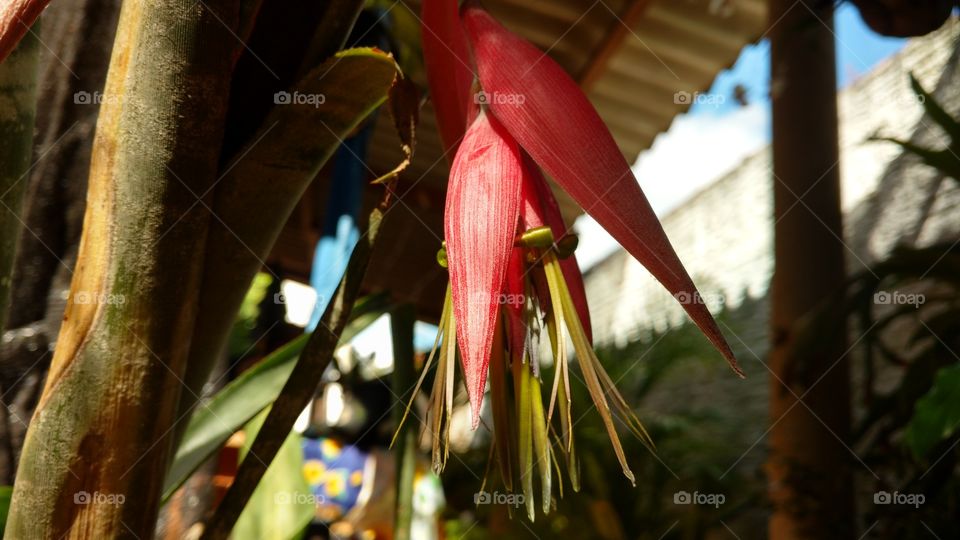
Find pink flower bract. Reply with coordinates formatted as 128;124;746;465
445;110;524;427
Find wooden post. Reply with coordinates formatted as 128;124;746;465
767;0;854;538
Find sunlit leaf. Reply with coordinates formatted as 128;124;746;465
904;364;960;459
233;410;313;540
163;294;391;501
0;485;12;536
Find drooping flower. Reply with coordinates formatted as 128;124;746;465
461;4;741;376
399;0;744;521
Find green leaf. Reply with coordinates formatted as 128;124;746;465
904;363;960;459
164;335;308;502
0;485;12;535
233;410;313;540
163;294;391;501
228;272;274;357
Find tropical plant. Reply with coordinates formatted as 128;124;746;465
399;0;743;524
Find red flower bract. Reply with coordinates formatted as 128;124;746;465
445;110;524;427
463;5;742;374
421;0;477;157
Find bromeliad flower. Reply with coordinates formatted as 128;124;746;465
399;0;744;520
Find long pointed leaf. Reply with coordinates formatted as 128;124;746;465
201;206;388;540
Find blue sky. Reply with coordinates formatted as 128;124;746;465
693;2;905;117
575;3;909;269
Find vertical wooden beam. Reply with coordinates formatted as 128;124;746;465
767;0;854;538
